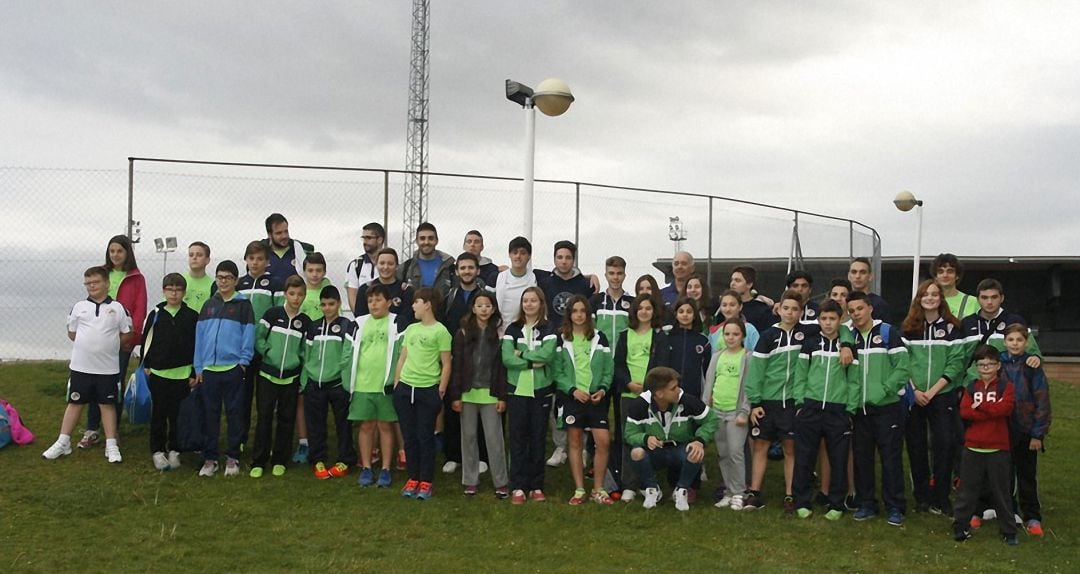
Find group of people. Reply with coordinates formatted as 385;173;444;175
44;214;1051;545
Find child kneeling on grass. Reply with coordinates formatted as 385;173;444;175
393;288;452;500
554;295;615;506
625;366;717;511
43;266;133;464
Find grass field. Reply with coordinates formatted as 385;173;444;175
1;361;1076;573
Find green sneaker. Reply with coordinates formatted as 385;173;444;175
797;508;813;519
249;467;264;478
825;509;843;521
272;464;287;477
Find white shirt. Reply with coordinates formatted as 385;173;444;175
67;297;132;375
495;266;538;334
345;254;377;289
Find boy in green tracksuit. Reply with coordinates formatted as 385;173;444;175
250;276;310;477
625;366;718;511
847;292;910;525
744;290;815;512
238;240;283;450
348;283;405;488
294;251;331;462
960;279;1043;381
792;300;857;520
590;256;634;351
302;286;356;480
554;295;615;505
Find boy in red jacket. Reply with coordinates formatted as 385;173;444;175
952;345;1017;545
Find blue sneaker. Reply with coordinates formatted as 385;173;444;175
358;467;375;487
377;468;392;488
292;443;309;464
887;508;904;526
853;507;878;521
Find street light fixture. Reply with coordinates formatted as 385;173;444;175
506;78;575;241
893;191;924;299
154;236;178;276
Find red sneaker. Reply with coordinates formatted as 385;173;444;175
401;479;420;498
511;489;527;505
328;462;349;478
416;481;434;500
969;516;982;530
530;489;547;502
1026;520;1044;537
569;489;588;506
313;462;331;480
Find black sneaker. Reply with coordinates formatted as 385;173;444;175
814;492;830;507
844;493;858;511
742;492;764;511
928;504;951;516
953;524;971;542
1003;534;1019;546
783;496;796;516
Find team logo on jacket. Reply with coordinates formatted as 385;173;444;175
621;300;631;310
393;297;402;307
794;332;805;341
751;427;760;437
332;324;341;333
935;329;945;338
695;345;705;354
806;309;816;318
996;323;1005;331
552;291;573;316
260;279;269;287
565;415;576;425
70;392;81;401
292;319;303;329
872;335;883;344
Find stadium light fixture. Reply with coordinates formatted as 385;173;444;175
894;191;924;299
505;78;575;241
155;235;178;276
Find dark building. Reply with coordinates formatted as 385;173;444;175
654;255;1080;356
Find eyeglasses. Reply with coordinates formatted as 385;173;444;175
976;362;999;369
215;275;237;282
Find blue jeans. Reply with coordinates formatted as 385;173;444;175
393;383;441;483
201;367;246;462
632;444;701;489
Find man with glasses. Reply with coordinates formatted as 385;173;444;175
194;260;256;477
346;222;386;314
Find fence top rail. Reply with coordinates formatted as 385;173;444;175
128;156;880;240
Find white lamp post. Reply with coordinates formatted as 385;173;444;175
893;191;924;299
154;236;178;276
506;78;574;241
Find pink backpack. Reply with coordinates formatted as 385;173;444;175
0;397;34;446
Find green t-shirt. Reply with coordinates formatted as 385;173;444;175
462;387;498;405
572;337;593;393
108;269;126;298
262;372;297;385
625;329;651;396
400;322;452;388
513;324;537;397
946;291;979;320
712;349;745;411
355;316;390;393
301;279;332;321
183;273;215;312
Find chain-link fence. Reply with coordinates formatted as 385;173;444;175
1;160;880;360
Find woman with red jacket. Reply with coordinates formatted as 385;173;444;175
81;234;147;448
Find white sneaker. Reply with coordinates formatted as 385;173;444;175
621;489;636;502
42;439;72;460
167;451;182;470
982;509;997;521
442;461;459;473
546;447;567;467
715;495;732;508
224;458;240;477
153;452;170;470
729;494;745;511
643;487;661;509
105;445;123;464
199;460;219;477
478;461;489;474
674;487;690;511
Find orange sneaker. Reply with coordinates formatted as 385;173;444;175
969;516;982;530
313;462;331;480
401;479;420;498
569;488;588;506
328;462;349;478
416;481;434;500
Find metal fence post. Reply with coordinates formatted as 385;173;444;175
383;170;390;237
787;212;799;274
707;197;714;292
849;221;854;258
574;182;581;253
127;157;134;240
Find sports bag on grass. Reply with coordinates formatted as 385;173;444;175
124;368;153;424
0;397;35;447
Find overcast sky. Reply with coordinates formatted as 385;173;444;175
2;1;1079;258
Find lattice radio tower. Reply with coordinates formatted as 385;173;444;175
402;0;431;257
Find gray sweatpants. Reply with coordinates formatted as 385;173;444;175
461;401;509;488
713;410;748;496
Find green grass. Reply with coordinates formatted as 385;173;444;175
1;361;1076;573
